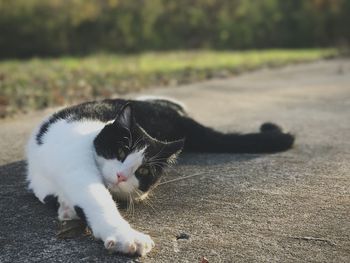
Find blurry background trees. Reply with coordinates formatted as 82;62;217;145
0;0;349;58
0;0;345;117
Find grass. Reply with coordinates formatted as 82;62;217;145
0;49;339;118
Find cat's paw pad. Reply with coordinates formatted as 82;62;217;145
104;230;154;256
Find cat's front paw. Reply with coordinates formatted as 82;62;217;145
104;229;154;257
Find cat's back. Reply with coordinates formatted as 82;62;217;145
27;97;185;154
35;99;127;145
26;99;129;181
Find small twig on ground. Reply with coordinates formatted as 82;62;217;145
288;236;336;246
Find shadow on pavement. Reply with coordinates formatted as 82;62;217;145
179;152;261;166
0;161;140;262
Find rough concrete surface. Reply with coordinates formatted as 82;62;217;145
0;59;349;262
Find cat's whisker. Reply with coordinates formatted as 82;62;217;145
148;160;174;169
148;159;170;166
132;137;141;148
126;193;135;218
158;171;209;186
125;195;130;215
130;194;135;218
148;154;167;164
148;157;179;168
134;189;158;213
147;144;167;163
148;182;161;197
149;163;165;170
134;189;147;201
132;135;145;151
150;163;178;175
148;153;163;163
127;129;133;148
143;199;157;213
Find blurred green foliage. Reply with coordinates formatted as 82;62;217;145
0;0;348;58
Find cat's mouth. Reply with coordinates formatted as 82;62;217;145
107;181;142;200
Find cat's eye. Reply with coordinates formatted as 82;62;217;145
137;167;150;176
117;148;126;160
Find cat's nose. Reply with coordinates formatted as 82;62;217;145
117;172;127;183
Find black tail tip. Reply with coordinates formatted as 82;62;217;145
261;122;295;152
260;122;283;133
283;133;295;149
265;132;295;152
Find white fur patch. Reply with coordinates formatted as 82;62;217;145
26;117;154;256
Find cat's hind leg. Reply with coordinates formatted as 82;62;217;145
26;134;59;205
27;170;57;204
28;173;63;213
28;172;78;220
57;197;79;221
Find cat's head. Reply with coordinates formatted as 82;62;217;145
93;102;184;200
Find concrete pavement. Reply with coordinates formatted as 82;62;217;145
0;59;349;262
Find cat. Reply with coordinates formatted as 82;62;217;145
26;97;294;256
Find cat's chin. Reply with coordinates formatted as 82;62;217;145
108;187;149;204
108;185;139;200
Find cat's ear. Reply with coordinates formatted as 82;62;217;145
163;139;185;164
114;103;134;128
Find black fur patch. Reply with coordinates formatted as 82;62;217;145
43;195;59;211
144;99;187;116
74;206;87;224
260;122;283;133
36;100;127;145
36;98;188;145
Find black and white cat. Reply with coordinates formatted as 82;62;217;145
26;97;294;256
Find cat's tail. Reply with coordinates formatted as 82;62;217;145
181;118;294;153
